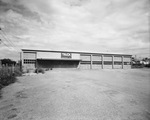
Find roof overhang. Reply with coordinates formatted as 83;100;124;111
37;58;82;61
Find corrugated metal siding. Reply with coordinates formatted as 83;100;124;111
37;52;61;59
80;55;90;61
92;64;101;69
114;57;122;61
104;65;112;69
114;65;122;69
72;54;80;59
124;57;131;62
92;56;101;61
104;56;112;61
23;52;36;60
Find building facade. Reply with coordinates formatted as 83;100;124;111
22;49;132;72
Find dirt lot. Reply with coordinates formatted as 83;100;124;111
0;69;150;120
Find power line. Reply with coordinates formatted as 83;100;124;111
0;34;18;51
0;38;12;49
1;30;16;47
0;33;14;48
0;29;20;51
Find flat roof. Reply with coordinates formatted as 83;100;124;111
22;49;132;57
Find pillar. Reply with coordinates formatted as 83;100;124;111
122;56;124;69
90;54;93;69
130;56;132;69
112;55;114;69
102;55;104;69
78;61;81;69
35;52;38;68
21;51;23;71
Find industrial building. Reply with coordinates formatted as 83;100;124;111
21;49;132;72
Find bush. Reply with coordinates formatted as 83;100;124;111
45;68;53;71
0;74;16;87
0;67;22;90
35;68;45;74
14;69;22;76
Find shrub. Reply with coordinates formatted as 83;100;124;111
14;69;22;76
35;68;45;74
0;74;16;86
0;67;22;90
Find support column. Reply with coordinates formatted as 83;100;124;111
35;52;38;69
122;56;124;69
130;56;132;69
90;54;93;69
112;55;114;69
21;51;24;71
102;55;104;69
78;61;81;69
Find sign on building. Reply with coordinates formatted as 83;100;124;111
61;53;72;58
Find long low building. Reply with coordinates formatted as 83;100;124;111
21;49;132;72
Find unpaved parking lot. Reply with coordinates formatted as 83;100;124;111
0;69;150;120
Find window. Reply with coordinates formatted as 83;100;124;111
24;59;35;64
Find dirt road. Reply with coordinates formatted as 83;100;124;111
0;69;150;120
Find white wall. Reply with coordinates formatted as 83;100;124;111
72;54;80;59
104;56;112;61
92;56;101;61
92;64;101;69
124;57;131;62
114;57;122;61
37;52;80;60
23;52;36;59
80;55;90;61
37;52;61;59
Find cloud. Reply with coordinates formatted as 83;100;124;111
0;0;149;60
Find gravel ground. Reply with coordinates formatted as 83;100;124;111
0;69;150;120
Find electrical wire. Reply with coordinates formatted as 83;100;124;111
0;29;20;52
1;30;16;47
0;38;12;49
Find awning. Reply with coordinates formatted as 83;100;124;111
37;58;82;61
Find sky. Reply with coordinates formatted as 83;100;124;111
0;0;150;60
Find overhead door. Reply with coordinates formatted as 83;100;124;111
23;52;36;71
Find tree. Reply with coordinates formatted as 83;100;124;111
1;59;16;66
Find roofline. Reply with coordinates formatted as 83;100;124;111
37;58;82;61
21;49;132;57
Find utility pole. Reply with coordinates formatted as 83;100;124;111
0;28;1;44
0;28;2;45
